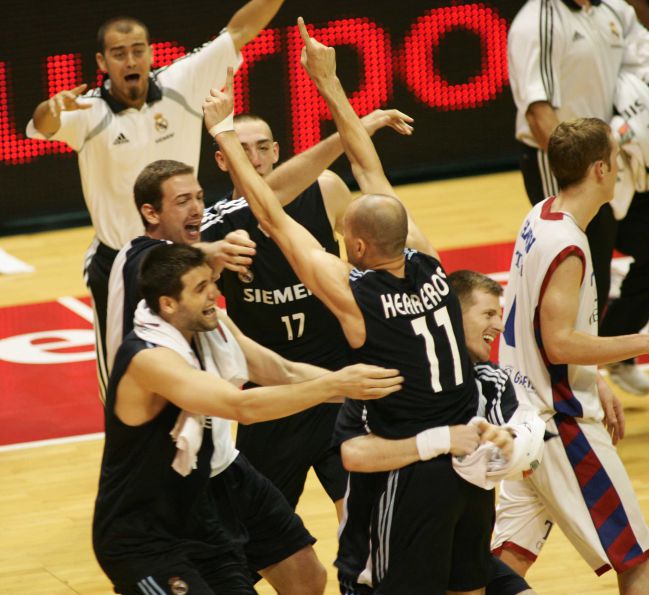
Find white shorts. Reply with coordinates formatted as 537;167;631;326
492;415;649;575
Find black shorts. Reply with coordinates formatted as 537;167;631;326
336;472;385;589
486;556;531;595
97;489;254;594
110;550;255;595
85;239;119;402
371;457;494;594
210;453;316;573
235;402;347;506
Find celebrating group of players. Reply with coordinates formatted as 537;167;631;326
28;1;649;593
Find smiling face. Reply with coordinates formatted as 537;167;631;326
461;289;504;363
96;23;152;108
172;264;219;336
148;174;205;244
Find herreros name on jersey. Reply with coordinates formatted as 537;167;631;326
380;266;450;319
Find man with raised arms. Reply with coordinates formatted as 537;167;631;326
202;19;501;594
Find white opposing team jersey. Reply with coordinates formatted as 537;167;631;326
508;0;649;148
27;32;242;250
499;197;602;421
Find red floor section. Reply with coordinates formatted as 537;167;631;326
0;297;102;445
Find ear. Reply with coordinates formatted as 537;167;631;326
96;52;108;73
159;295;176;317
214;150;229;172
140;203;160;226
272;142;280;165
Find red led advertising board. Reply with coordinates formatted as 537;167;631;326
1;0;520;233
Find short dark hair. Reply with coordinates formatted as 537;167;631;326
139;243;207;314
448;270;502;310
97;16;150;53
133;160;194;228
548;118;612;190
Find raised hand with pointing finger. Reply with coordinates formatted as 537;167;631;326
48;84;91;118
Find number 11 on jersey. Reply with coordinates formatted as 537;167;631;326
411;306;463;391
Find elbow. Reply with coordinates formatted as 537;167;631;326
341;441;369;472
233;404;257;426
543;338;570;365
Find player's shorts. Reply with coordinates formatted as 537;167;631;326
492;415;649;575
371;456;494;594
486;556;531;595
236;402;347;506
110;550;255;595
96;488;255;594
210;453;316;573
336;472;386;594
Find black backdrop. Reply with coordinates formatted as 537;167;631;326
0;0;521;234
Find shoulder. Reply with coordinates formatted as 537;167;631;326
474;361;510;390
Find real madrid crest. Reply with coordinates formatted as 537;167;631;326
154;113;169;132
168;576;188;595
238;268;254;283
609;21;620;39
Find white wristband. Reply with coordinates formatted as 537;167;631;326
415;426;451;461
208;111;234;138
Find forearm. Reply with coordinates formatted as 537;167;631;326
227;0;284;51
525;101;559;152
266;133;344;205
227;375;338;424
317;77;388;194
545;331;649;366
341;434;420;472
32;100;60;137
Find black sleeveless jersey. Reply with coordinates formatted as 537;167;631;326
201;181;350;368
349;249;477;439
93;333;217;565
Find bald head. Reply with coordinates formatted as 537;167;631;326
345;194;408;259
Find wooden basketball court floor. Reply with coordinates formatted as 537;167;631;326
1;170;649;594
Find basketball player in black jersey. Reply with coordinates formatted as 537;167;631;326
334;271;536;595
106;160;330;593
203;21;498;593
95;242;403;594
201;111;412;520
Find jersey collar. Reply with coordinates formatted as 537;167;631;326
561;0;602;10
99;74;163;114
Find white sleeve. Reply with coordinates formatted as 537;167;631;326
507;3;563;114
25;106;90;152
159;31;244;114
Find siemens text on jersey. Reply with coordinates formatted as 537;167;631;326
242;283;313;305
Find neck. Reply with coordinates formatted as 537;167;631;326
366;253;406;276
552;189;604;230
574;0;591;7
109;82;148;110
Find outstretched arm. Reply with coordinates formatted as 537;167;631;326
203;68;366;346
32;83;91;137
227;0;285;52
297;17;434;256
265;108;413;206
124;347;402;425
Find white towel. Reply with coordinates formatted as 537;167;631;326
133;300;248;476
452;413;546;490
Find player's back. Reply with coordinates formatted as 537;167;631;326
349;249;477;439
